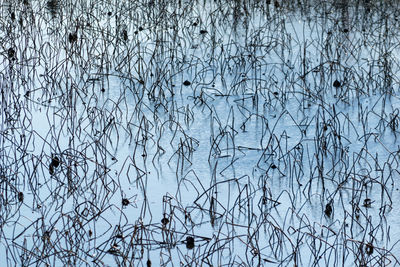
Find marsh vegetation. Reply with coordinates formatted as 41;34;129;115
1;0;400;266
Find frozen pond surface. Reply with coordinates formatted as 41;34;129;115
1;0;400;266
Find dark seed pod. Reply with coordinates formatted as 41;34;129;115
51;156;60;168
7;48;15;58
138;26;144;31
18;192;24;202
355;206;360;220
270;164;277;169
365;242;374;255
122;198;130;206
183;80;191;86
333;80;341;88
42;231;50;241
200;29;208;34
363;198;372;207
68;32;78;43
325;203;332;217
122;29;128;41
186;236;195;249
146;259;152;267
161;217;169;225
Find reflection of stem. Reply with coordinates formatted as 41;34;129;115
0;74;9;156
0;85;3;152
